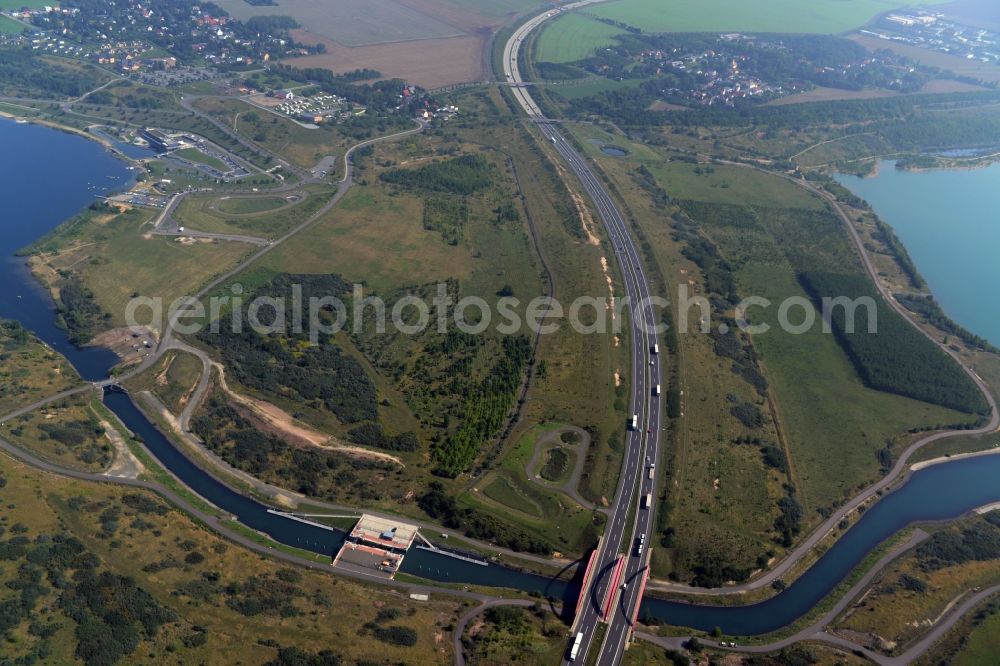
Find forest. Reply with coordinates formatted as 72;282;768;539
379;155;495;196
432;335;532;478
197;274;378;425
0;50;105;98
799;271;987;414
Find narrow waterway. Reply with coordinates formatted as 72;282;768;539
4;118;1000;636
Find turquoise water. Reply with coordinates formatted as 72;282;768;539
835;161;1000;345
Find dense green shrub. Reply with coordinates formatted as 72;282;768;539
799;271;987;414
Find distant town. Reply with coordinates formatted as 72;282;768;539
863;11;1000;67
2;0;321;71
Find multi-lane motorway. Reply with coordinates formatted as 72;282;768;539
503;6;664;664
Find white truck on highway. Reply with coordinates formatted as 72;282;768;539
629;414;638;430
568;631;583;661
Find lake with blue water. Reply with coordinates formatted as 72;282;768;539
4;118;1000;636
835;161;1000;346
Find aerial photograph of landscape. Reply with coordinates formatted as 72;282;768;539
4;0;1000;664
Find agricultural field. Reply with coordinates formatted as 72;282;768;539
534;12;623;63
0;0;48;8
536;0;943;63
213;0;463;47
215;0;545;87
547;77;648;100
0;442;461;664
287;32;488;90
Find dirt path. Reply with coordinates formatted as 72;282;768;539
99;418;144;479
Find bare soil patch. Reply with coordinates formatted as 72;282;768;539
396;0;499;32
920;78;988;93
286;30;487;89
766;86;899;106
214;366;405;466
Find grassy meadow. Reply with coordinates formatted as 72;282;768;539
536;0;946;63
27;204;252;331
172;186;331;238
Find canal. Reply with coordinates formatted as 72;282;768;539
4;118;1000;636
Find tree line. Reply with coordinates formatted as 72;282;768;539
432;335;532;478
799;271;987;414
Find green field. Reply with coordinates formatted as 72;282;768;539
0;14;23;33
535;12;623;63
173;188;329;238
592;0;942;33
214;195;290;215
547;77;648;100
647;162;824;209
677;196;973;514
538;0;943;62
28;206;252;331
565;119;981;579
174;147;229;172
0;0;49;8
950;608;1000;665
464;422;602;554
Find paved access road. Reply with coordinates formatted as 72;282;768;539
504;5;664;665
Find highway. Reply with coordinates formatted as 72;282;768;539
503;5;664;664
